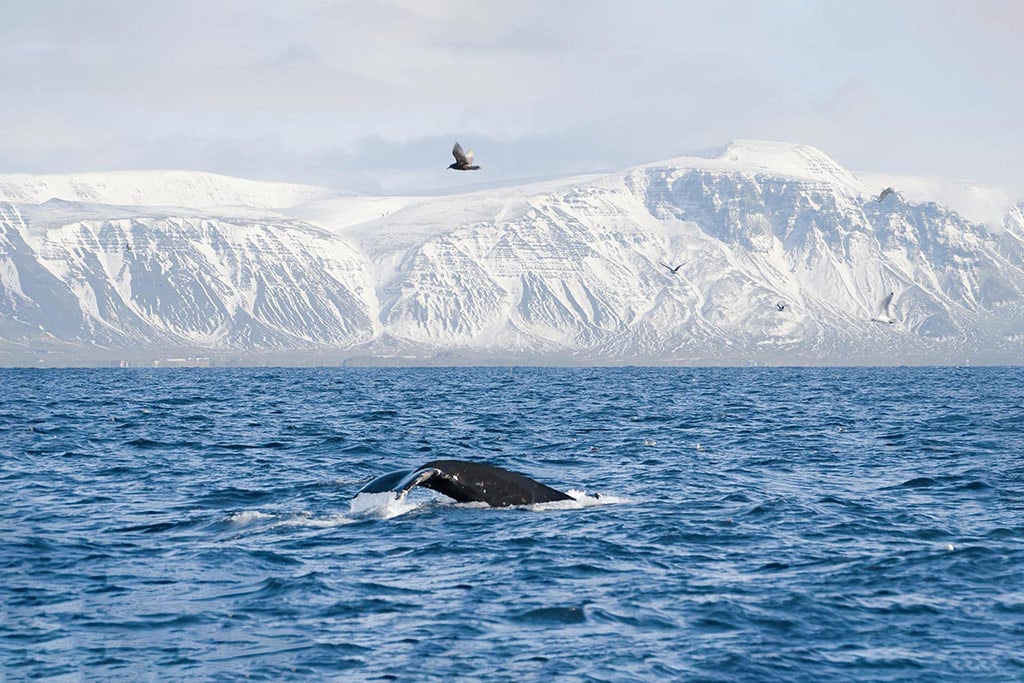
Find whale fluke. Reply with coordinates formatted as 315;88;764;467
358;459;572;507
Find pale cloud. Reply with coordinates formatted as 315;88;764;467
1;0;1021;192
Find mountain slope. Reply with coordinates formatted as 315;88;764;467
2;141;1022;365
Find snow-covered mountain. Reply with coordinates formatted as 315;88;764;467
2;140;1022;365
0;170;343;209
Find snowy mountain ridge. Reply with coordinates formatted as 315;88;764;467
0;170;343;209
653;139;866;191
1;140;1022;365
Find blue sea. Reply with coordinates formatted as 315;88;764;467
2;366;1022;682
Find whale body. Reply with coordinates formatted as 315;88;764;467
358;459;573;507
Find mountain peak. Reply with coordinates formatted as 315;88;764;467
657;139;864;193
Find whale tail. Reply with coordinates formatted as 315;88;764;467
358;459;573;507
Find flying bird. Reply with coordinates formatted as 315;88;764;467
870;291;896;324
878;187;896;202
659;261;684;274
449;142;480;170
776;302;786;311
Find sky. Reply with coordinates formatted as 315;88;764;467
1;0;1022;194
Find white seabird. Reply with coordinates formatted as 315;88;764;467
870;291;897;324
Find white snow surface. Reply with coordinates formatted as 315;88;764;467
1;140;1023;365
0;170;342;209
660;139;866;193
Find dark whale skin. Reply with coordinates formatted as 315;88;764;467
358;459;573;507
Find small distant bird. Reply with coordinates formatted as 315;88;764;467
449;142;480;170
659;261;684;274
878;187;896;202
776;302;786;312
870;291;896;324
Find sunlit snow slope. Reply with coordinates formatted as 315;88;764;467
2;140;1022;364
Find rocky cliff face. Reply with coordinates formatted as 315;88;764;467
2;140;1022;364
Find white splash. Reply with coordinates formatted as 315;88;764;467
348;491;425;519
528;489;630;511
225;510;275;526
277;512;356;528
225;509;359;528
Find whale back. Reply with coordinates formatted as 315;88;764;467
358;459;572;507
420;459;573;507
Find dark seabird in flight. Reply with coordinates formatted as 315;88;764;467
776;302;786;311
870;291;896;324
659;261;684;274
449;142;480;170
878;187;896;202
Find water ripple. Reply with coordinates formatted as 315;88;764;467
2;366;1023;681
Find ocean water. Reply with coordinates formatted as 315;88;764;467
2;366;1022;682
